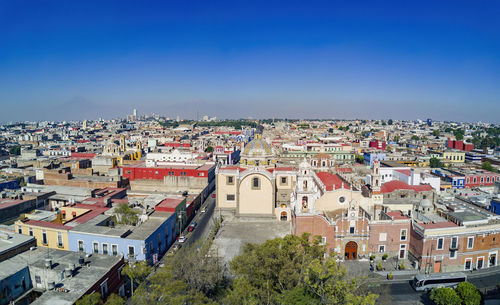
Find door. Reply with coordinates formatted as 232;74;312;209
489;254;496;267
477;257;484;269
399;244;406;259
280;211;287;221
345;241;358;260
434;261;441;273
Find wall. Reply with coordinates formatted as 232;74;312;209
16;222;69;250
238;173;274;216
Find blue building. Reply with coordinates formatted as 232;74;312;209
491;199;500;215
68;211;176;264
0;261;32;305
0;180;19;192
431;169;465;189
363;152;386;167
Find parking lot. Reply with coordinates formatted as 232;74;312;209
211;212;291;265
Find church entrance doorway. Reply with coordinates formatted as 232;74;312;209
345;241;358;260
280;211;287;221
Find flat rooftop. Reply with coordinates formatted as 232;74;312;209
0;230;35;260
22;248;122;305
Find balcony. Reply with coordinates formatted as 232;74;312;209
450;243;459;251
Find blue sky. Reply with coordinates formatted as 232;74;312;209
0;0;499;122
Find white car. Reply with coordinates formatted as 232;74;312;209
178;236;187;243
201;207;206;213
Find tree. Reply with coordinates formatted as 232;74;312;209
168;241;227;297
227;234;377;305
114;203;139;225
456;282;481;305
9;145;21;155
388;119;393;125
411;135;420;142
132;265;216;305
205;146;214;153
76;293;103;305
304;258;377;305
481;161;496;172
104;294;125;305
430;287;461;305
122;261;152;297
429;157;443;168
432;130;440;137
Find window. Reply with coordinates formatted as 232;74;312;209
451;236;458;249
379;233;387;242
112;244;118;256
128;246;135;257
379;245;385;253
437;238;444;250
42;231;48;245
100;280;109;298
17;226;22;234
226;194;235;201
102;243;108;255
400;229;407;241
252;177;260;189
320;237;326;245
227;176;234;185
57;232;63;248
29;227;33;236
93;242;99;254
349;227;355;234
35;275;41;284
78;240;84;252
281;177;287;185
450;250;457;259
467;237;474;249
464;258;472;270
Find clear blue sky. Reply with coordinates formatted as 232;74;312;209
1;0;499;123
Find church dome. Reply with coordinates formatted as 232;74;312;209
240;134;275;167
242;136;273;157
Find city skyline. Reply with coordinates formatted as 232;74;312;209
1;0;499;123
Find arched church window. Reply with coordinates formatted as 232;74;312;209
252;177;260;189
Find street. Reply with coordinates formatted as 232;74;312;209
376;269;500;304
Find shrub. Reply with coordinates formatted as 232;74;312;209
456;282;481;305
430;287;461;305
376;261;383;271
370;254;375;260
382;254;388;260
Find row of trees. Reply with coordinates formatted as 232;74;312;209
430;282;481;305
127;234;377;305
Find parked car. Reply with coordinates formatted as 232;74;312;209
187;222;197;232
211;193;216;198
178;235;187;243
172;244;182;251
201;207;206;213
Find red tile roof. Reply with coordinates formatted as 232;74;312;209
395;169;412;176
316;172;349;191
25;219;72;230
385;211;409;220
420;222;458;229
380;180;432;194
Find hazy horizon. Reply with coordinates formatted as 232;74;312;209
1;1;499;123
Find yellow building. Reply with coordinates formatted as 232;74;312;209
443;151;465;164
14;206;91;250
15;219;70;250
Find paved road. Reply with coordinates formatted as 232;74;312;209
184;194;216;246
377;269;500;304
